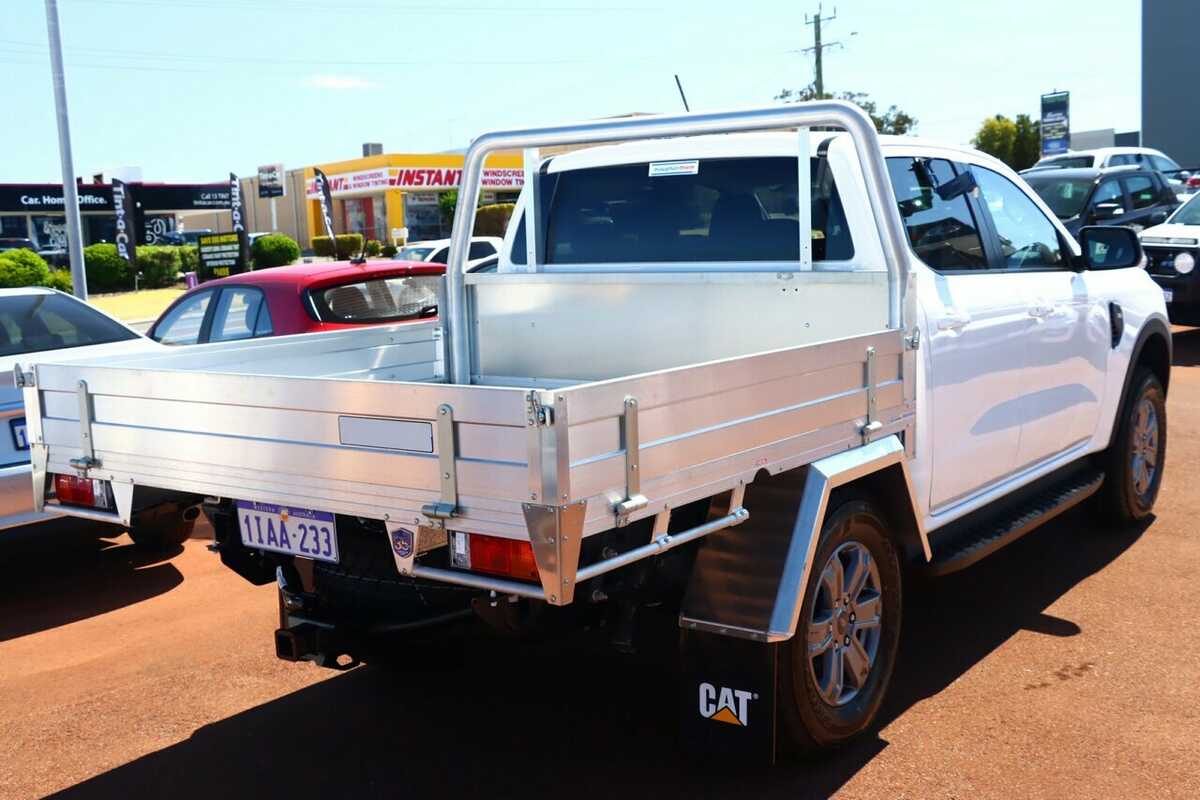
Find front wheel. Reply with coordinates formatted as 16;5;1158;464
778;498;902;754
1096;368;1167;525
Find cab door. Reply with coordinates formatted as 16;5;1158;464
887;156;1031;511
969;165;1109;469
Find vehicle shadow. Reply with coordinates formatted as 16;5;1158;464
0;518;184;642
1170;325;1200;367
47;506;1146;800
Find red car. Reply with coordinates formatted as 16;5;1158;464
148;259;444;345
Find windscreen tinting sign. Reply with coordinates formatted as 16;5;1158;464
1041;91;1070;156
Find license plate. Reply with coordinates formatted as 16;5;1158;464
236;500;339;563
9;418;28;451
1163;288;1174;303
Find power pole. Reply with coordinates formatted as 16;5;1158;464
802;4;850;99
43;0;87;300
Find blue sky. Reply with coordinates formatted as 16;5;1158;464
4;0;1140;183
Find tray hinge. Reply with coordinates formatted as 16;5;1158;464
904;327;920;351
614;395;649;525
860;346;882;444
527;392;554;426
69;379;101;472
12;364;34;388
421;404;459;525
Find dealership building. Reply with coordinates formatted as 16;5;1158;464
0;181;232;251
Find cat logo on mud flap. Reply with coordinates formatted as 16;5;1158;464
698;683;755;726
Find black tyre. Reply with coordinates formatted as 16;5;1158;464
778;498;902;754
1096;368;1167;525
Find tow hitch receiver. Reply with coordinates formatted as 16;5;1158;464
274;624;360;671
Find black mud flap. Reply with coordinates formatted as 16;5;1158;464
679;628;780;765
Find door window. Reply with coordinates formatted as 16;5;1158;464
209;287;272;342
972;166;1065;269
1108;154;1141;167
885;157;986;270
468;241;497;259
429;247;449;264
152;290;213;345
1149;155;1180;173
1123;176;1158;210
1092;180;1124;207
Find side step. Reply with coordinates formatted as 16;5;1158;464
924;466;1105;577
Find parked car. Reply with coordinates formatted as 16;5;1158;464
1022;166;1178;236
1139;192;1200;325
27;104;1168;762
148;259;444;345
1030;146;1182;173
395;236;503;270
160;229;213;247
0;238;37;253
0;288;191;548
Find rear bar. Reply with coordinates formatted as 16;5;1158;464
410;507;749;600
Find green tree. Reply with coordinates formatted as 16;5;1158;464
438;190;458;226
775;84;917;135
1011;113;1042;171
973;114;1018;167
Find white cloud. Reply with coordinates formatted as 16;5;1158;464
303;74;379;90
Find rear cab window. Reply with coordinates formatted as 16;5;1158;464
311;275;440;323
510;155;855;266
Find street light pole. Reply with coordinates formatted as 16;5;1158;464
43;0;88;300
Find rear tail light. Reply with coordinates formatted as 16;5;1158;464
1187;175;1200;188
451;532;539;582
52;473;113;510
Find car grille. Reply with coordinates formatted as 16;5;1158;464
1143;246;1196;277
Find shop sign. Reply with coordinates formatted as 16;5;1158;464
1041;91;1070;156
197;232;247;279
0;186;111;212
257;163;286;198
306;166;524;197
406;192;439;206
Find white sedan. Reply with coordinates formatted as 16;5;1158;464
1139;193;1200;324
395;236;503;271
0;289;186;547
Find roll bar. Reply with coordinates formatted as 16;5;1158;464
444;100;913;385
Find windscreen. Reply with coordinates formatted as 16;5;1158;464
1170;194;1200;226
0;293;138;357
311;275;440;323
1027;176;1095;219
1037;156;1095;169
397;246;435;262
513;156;854;264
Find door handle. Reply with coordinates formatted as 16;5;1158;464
936;311;971;331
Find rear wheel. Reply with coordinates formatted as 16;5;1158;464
1096;368;1166;525
778;498;902;754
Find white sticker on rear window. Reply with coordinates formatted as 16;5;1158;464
648;160;699;177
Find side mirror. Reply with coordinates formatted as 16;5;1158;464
1149;209;1170;225
1092;202;1125;221
1079;226;1143;270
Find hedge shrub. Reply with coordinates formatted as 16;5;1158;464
381;243;398;258
365;239;382;257
0;249;52;288
44;269;73;293
312;234;364;259
135;246;181;289
252;234;300;268
83;243;132;292
475;203;515;237
178;245;199;275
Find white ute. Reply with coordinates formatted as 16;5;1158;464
18;103;1169;762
